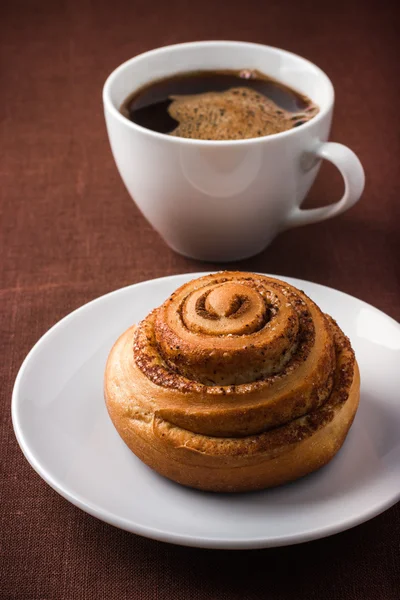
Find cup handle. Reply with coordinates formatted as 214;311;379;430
284;142;365;229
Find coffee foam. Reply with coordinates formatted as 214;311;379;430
168;87;316;140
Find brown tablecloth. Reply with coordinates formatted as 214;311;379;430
1;0;399;598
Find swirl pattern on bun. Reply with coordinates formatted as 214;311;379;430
105;272;360;492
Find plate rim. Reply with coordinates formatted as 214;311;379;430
11;272;400;549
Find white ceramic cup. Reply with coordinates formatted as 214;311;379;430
103;41;365;262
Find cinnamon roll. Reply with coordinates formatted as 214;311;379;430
105;272;360;492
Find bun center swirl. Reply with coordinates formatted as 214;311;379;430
151;276;301;385
183;282;268;335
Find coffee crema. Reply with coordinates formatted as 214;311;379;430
121;69;319;140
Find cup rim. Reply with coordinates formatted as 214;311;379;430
103;40;334;146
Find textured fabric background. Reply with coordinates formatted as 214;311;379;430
1;0;399;598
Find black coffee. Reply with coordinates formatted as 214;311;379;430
121;69;319;140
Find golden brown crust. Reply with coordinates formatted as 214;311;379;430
104;272;360;492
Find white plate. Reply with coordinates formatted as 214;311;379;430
12;273;400;549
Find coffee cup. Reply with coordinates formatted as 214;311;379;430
103;41;365;262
